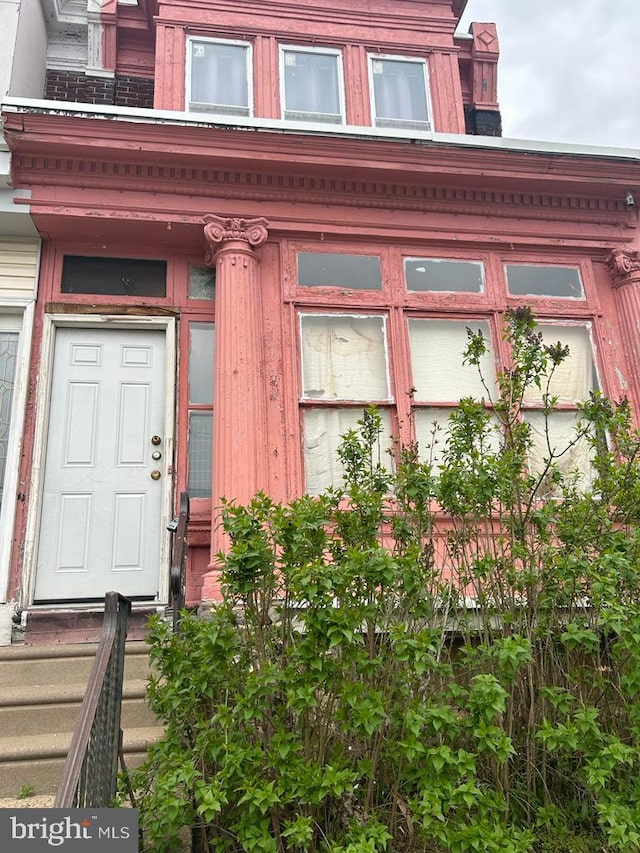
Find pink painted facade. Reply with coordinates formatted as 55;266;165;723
1;0;639;640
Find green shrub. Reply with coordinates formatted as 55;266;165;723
128;309;640;852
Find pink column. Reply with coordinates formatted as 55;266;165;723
200;215;269;602
607;249;640;415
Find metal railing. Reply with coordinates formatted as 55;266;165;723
55;591;131;808
169;491;190;633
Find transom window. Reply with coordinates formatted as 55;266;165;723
187;37;251;116
505;264;584;299
280;46;344;124
405;258;484;293
298;252;382;290
369;55;431;130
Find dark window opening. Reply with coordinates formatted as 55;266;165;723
61;256;167;297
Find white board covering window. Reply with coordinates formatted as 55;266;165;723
369;56;431;130
281;46;344;123
408;319;496;464
188;38;251;116
300;313;392;493
522;324;597;491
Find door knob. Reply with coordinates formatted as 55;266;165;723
150;470;161;480
151;435;162;446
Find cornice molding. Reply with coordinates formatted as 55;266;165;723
11;155;634;228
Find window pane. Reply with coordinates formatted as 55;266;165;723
301;314;390;401
61;257;167;297
298;253;382;289
414;407;501;469
408;319;495;402
524;411;593;493
505;264;584;298
284;50;341;121
405;258;484;292
187;412;213;498
189;265;216;300
190;40;249;115
523;325;596;404
0;331;19;507
303;407;393;494
371;58;429;128
189;323;215;405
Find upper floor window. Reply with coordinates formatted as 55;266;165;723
187;38;251;116
280;46;344;124
369;55;431;130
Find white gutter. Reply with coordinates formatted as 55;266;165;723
2;96;640;162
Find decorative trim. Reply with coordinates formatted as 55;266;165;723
13;156;633;228
607;249;640;286
203;215;269;265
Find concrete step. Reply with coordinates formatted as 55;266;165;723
0;641;162;798
0;680;158;736
0;726;164;798
0;641;152;687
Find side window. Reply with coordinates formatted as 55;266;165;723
369;55;431;130
280;46;344;124
187;322;215;498
187;38;251;116
0;317;20;511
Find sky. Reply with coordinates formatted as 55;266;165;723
456;0;640;150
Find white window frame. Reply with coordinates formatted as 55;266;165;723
367;53;431;131
186;36;253;117
279;44;345;125
0;302;34;606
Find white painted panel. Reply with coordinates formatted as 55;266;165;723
70;344;102;366
117;383;149;465
112;493;145;570
56;494;91;572
122;345;152;367
63;383;98;466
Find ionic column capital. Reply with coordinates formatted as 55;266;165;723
203;215;269;266
606;248;640;288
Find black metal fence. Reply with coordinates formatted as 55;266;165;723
169;491;190;633
55;591;131;808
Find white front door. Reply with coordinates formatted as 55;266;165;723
34;327;168;602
